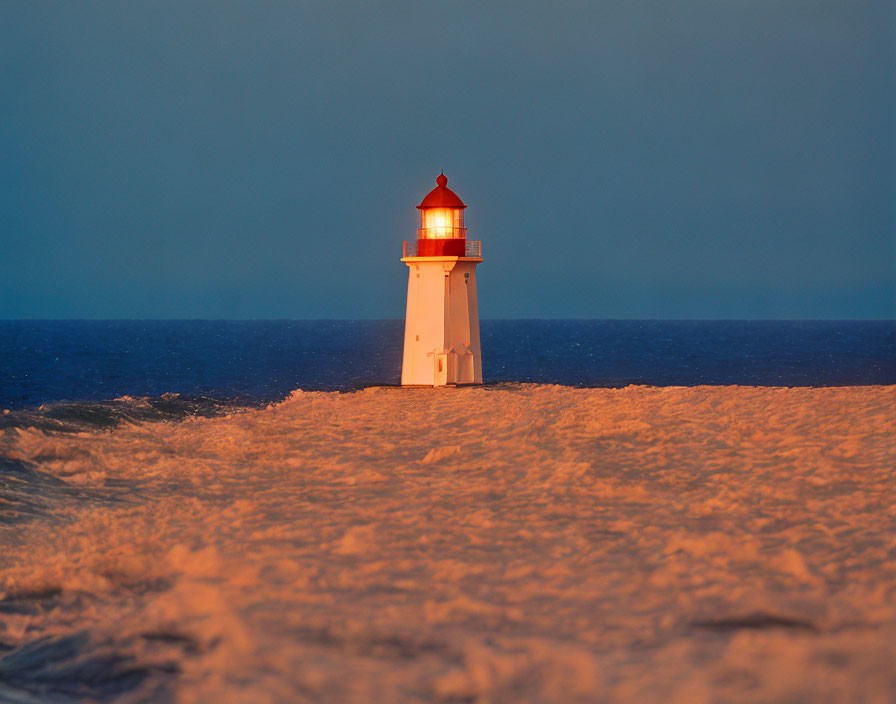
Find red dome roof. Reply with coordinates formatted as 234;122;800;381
417;172;467;210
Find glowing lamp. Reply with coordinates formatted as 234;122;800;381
416;172;467;255
400;173;483;386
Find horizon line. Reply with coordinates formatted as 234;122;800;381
1;318;894;323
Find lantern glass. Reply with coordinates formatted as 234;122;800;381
421;208;465;239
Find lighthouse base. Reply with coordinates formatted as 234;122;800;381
401;256;482;387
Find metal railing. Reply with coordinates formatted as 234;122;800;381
402;240;482;258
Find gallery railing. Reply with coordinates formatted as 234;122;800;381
402;240;482;258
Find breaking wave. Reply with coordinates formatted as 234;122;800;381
1;384;895;702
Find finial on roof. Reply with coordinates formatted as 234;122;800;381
417;172;466;209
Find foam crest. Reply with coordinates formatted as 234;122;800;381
1;384;895;702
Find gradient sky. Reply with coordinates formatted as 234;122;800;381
2;1;894;319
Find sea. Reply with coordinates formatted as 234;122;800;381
1;319;895;703
0;320;896;409
1;320;894;411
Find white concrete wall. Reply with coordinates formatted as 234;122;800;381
401;258;482;386
447;260;482;384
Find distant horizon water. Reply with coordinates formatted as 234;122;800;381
1;319;894;410
3;318;894;321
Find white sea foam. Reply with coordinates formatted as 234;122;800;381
1;384;895;702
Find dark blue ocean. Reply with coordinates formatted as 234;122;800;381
1;320;894;410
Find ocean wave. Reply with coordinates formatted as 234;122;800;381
0;394;245;433
1;384;895;702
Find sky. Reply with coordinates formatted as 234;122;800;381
1;1;894;319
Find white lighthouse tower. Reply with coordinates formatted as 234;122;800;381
401;173;483;387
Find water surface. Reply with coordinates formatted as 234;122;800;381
2;320;893;409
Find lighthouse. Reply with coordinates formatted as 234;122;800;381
401;173;483;387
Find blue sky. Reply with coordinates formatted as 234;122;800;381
2;1;893;318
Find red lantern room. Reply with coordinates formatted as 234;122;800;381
416;172;467;256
